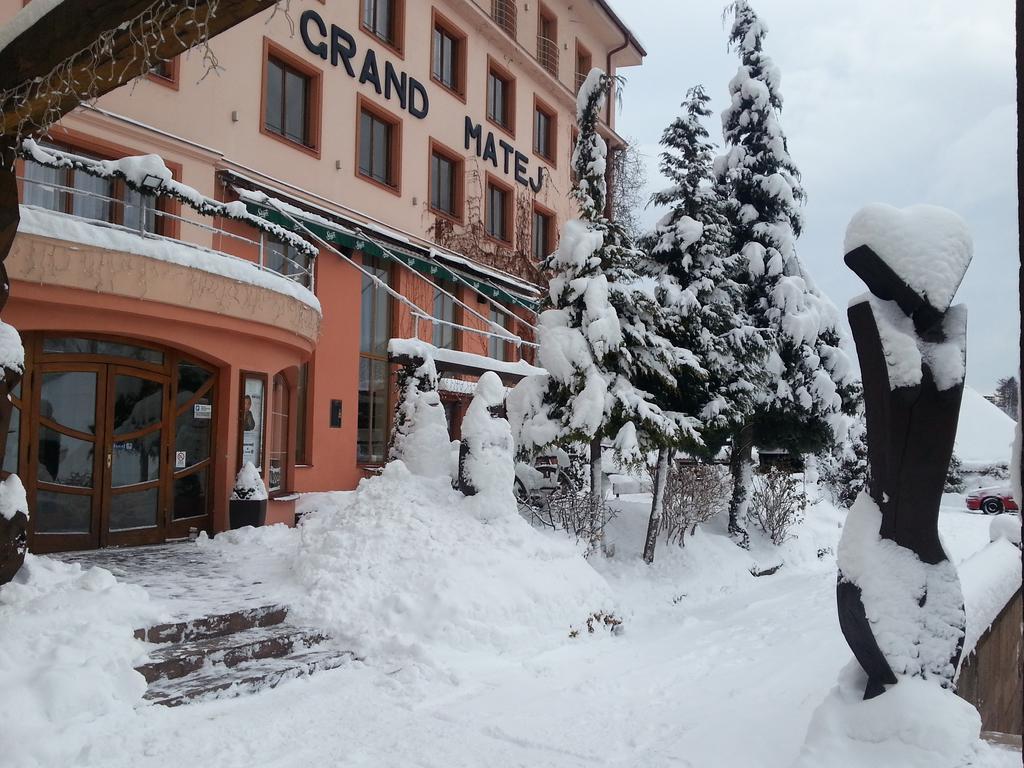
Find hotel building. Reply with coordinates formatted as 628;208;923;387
0;0;644;552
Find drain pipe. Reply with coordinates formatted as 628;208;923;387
604;34;629;219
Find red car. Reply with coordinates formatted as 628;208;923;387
966;487;1019;515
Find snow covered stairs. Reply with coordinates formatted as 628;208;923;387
135;604;355;707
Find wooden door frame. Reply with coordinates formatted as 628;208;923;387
22;332;220;552
28;360;107;553
166;364;217;539
101;363;171;548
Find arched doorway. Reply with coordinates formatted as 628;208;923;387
13;334;218;553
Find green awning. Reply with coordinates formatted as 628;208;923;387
244;201;538;311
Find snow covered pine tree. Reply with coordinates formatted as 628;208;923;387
716;1;853;546
636;84;766;563
507;68;680;550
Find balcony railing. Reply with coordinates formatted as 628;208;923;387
575;70;588;94
490;0;516;39
18;176;315;291
537;34;558;78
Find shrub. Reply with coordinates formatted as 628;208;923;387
660;462;730;547
748;468;807;545
538;490;616;556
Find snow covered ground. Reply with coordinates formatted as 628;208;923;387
0;476;1018;768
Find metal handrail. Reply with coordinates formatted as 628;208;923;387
490;0;517;38
412;310;540;350
18;176;315;291
575;70;588;94
536;34;558;77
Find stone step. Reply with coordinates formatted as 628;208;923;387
136;624;329;684
143;647;357;707
134;604;289;645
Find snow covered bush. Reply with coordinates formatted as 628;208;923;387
660;462;730;548
747;468;807;545
944;453;965;493
389;356;453;478
230;462;267;501
457;371;515;508
819;411;868;508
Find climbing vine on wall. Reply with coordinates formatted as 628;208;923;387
425;159;548;287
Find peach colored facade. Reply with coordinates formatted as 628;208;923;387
2;0;643;551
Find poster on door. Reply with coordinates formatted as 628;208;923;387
241;376;264;468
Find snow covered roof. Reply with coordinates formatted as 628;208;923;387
389;338;545;383
955;386;1015;467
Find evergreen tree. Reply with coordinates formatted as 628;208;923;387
716;1;853;546
507;69;682;532
995;376;1019;421
819;385;868;508
635;85;767;562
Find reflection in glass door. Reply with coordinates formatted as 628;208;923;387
25;335;217;553
33;364;104;549
104;367;167;546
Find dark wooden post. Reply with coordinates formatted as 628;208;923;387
838;243;967;699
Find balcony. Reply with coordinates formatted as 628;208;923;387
490;0;516;39
537;34;558;78
17;171;315;293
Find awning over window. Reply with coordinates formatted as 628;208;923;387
231;179;540;311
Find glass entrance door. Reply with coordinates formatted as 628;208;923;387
33;363;105;551
31;362;170;551
24;334;217;554
103;366;168;547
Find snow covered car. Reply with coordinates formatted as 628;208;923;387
965;487;1019;515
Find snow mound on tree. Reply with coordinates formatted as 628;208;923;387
955;386;1015;467
290;462;613;665
793;661;1008;768
0;555;158;766
844;203;972;313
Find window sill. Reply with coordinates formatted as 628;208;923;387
357;171;402;198
260;125;321;159
360;24;404;60
429;206;464;227
431;76;466;104
486;116;515;142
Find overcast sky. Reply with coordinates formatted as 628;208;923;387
606;0;1018;394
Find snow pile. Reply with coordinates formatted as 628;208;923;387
0;473;27;521
957;535;1022;660
837;494;964;683
0;555;157;766
793;661;1005;768
290;462;613;665
459;371;515;508
955;386;1016;467
988;513;1021;546
230;461;267;501
844;203;973;312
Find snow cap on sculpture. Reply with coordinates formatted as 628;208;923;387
844;204;972;316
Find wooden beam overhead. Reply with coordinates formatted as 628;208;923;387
0;0;277;137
